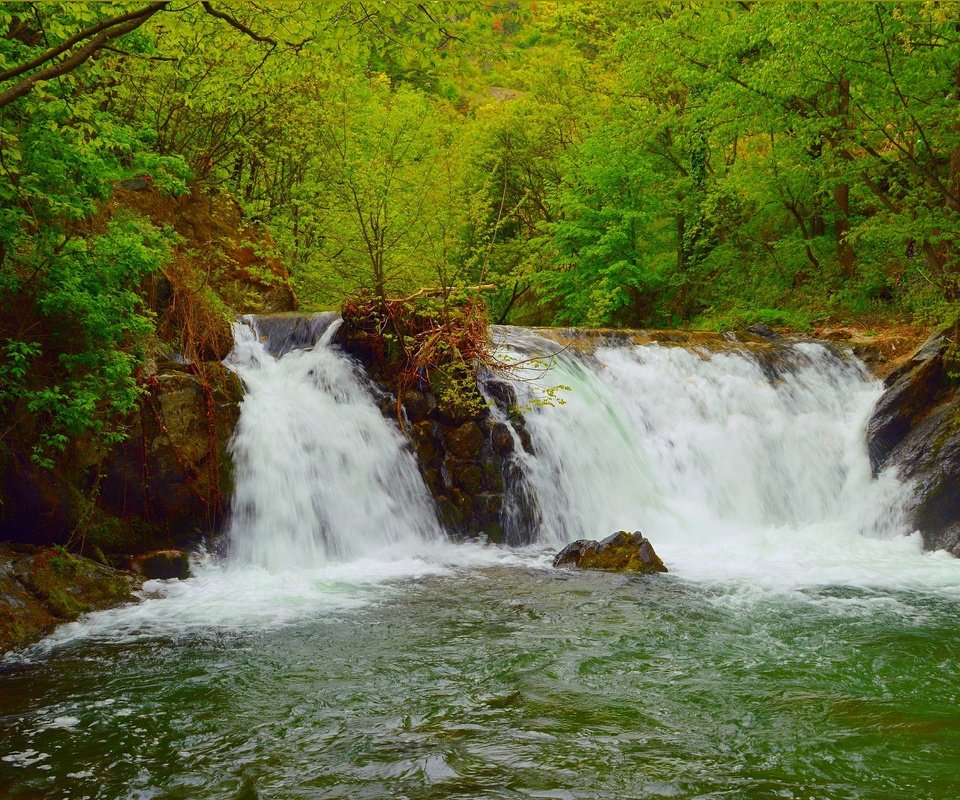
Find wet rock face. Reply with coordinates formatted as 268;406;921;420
0;545;141;654
745;323;780;340
866;322;960;556
0;360;243;557
553;531;668;573
407;411;517;542
335;322;533;544
97;361;243;552
866;339;948;471
0;442;76;545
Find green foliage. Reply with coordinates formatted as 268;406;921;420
50;544;79;577
2;1;960;477
0;3;185;465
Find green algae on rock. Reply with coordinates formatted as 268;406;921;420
0;545;142;654
553;531;668;573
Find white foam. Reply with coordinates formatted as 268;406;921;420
44;716;80;730
2;750;49;767
22;539;542;652
491;332;960;594
225;320;444;570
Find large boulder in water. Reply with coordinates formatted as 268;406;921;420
0;544;141;654
553;531;668;573
866;321;960;555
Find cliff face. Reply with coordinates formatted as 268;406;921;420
0;183;295;560
866;322;960;555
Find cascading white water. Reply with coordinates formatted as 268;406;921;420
26;321;960;654
226;319;443;571
486;328;955;590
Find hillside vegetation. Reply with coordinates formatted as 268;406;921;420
1;1;958;470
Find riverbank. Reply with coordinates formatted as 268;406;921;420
0;545;141;653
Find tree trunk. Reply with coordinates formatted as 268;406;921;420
835;77;855;277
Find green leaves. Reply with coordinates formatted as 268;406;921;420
3;0;960;470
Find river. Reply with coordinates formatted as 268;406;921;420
2;323;959;798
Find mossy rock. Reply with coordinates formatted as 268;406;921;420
480;462;506;493
402;390;437;423
129;549;191;580
435;494;465;529
490;421;515;456
553;531;668;574
95;360;242;551
0;545;142;653
444;421;485;459
472;492;503;521
451;460;484;495
411;421;442;466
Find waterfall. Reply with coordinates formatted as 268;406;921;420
225;318;443;571
222;316;937;590
485;328;920;587
32;319;958;652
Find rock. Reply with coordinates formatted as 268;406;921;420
444;421;485;459
490;421;515;456
402;390;437;423
484;379;517;412
517;426;534;455
472;492;503;520
435;494;465;528
252;313;339;357
480;462;506;493
817;327;853;341
410;421;442;467
553;530;668;573
0;441;76;544
745;323;780;339
129;549;192;580
886;398;960;556
0;545;141;654
119;176;151;191
866;321;960;555
97;361;243;550
866;354;945;471
450;460;484;495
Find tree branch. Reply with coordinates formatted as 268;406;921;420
200;1;278;46
0;2;169;84
0;4;167;110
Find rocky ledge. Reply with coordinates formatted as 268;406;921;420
866;321;960;555
0;545;142;654
554;531;668;573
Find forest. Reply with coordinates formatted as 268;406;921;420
1;1;959;466
5;6;960;795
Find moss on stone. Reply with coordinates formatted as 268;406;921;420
554;531;668;574
1;545;142;653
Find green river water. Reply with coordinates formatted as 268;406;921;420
2;561;959;800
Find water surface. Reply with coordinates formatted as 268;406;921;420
3;558;960;799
